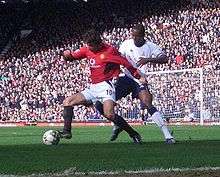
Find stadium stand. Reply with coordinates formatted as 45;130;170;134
0;0;219;124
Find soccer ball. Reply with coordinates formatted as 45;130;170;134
42;130;60;145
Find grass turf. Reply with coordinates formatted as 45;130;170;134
0;125;220;175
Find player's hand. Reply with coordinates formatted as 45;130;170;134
63;49;73;61
137;57;148;67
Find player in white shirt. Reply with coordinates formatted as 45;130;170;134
95;24;175;144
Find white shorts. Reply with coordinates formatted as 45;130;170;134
81;80;116;103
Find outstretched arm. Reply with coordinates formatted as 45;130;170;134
137;53;168;67
63;48;87;61
137;41;168;67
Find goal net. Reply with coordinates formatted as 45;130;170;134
115;67;220;125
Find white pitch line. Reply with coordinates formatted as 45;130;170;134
1;167;220;177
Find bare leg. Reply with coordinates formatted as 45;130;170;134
60;93;88;138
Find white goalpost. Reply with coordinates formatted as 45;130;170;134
145;67;220;125
145;68;205;125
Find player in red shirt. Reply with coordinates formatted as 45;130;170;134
59;29;146;143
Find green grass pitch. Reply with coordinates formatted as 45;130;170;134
0;125;220;175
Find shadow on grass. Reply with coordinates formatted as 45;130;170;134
0;140;220;175
0;134;41;138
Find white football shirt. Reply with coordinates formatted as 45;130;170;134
119;39;165;83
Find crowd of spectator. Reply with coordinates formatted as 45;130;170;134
0;0;219;123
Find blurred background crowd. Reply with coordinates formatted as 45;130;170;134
0;0;219;123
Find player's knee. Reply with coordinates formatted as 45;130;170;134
63;97;74;107
145;92;153;100
104;113;115;121
140;93;153;108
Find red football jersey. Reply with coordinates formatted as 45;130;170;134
70;44;141;84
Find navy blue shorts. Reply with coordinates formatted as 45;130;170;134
115;75;149;101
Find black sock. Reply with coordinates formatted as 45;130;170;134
147;106;157;116
95;101;137;137
113;114;138;137
140;102;157;116
95;101;104;115
63;106;74;133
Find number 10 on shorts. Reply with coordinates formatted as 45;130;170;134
106;89;113;95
